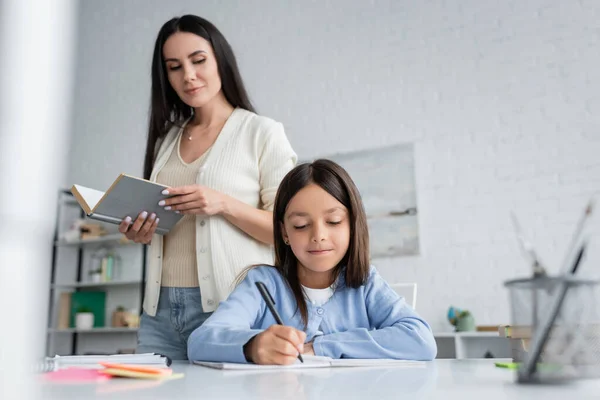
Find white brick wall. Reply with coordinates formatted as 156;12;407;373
68;0;600;330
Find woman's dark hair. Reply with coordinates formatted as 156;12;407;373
143;15;255;179
272;159;370;326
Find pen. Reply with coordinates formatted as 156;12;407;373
510;211;547;277
255;281;304;363
559;199;594;274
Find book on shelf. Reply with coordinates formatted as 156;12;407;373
57;293;71;330
93;253;116;282
71;174;184;235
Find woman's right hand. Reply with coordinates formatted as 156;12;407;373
118;211;159;244
244;325;306;365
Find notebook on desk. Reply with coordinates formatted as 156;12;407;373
45;353;172;370
71;174;183;235
194;355;425;370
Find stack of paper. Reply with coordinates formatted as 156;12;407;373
99;362;183;380
194;355;425;370
47;353;171;370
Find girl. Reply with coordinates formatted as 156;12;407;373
188;159;437;364
118;15;297;360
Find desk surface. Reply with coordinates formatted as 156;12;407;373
40;359;600;399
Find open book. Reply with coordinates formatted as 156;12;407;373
194;355;425;370
71;174;183;235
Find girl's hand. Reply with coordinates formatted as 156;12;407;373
244;325;306;365
118;212;158;244
159;185;226;216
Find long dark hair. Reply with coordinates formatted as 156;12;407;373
143;15;255;179
273;159;370;326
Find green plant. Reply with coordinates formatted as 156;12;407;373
455;309;476;332
76;306;93;313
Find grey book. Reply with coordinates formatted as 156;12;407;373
71;174;183;235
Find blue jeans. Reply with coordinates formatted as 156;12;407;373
137;287;212;360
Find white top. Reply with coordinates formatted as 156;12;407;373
40;359;600;399
301;284;334;337
302;285;334;307
143;108;297;316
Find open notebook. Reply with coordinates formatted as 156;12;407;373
194;355;425;370
71;174;183;235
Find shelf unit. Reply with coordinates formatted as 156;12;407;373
51;280;142;289
54;233;130;246
48;327;139;334
433;331;511;359
46;189;147;356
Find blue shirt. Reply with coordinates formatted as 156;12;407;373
188;265;437;363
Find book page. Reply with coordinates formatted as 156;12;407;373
72;185;105;211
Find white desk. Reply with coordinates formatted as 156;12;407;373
40;359;600;399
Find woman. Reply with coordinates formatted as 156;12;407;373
118;15;297;360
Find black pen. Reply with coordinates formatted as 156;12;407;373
255;281;304;363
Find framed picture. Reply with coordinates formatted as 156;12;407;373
315;143;419;258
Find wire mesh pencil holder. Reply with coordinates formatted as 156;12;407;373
504;276;600;384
